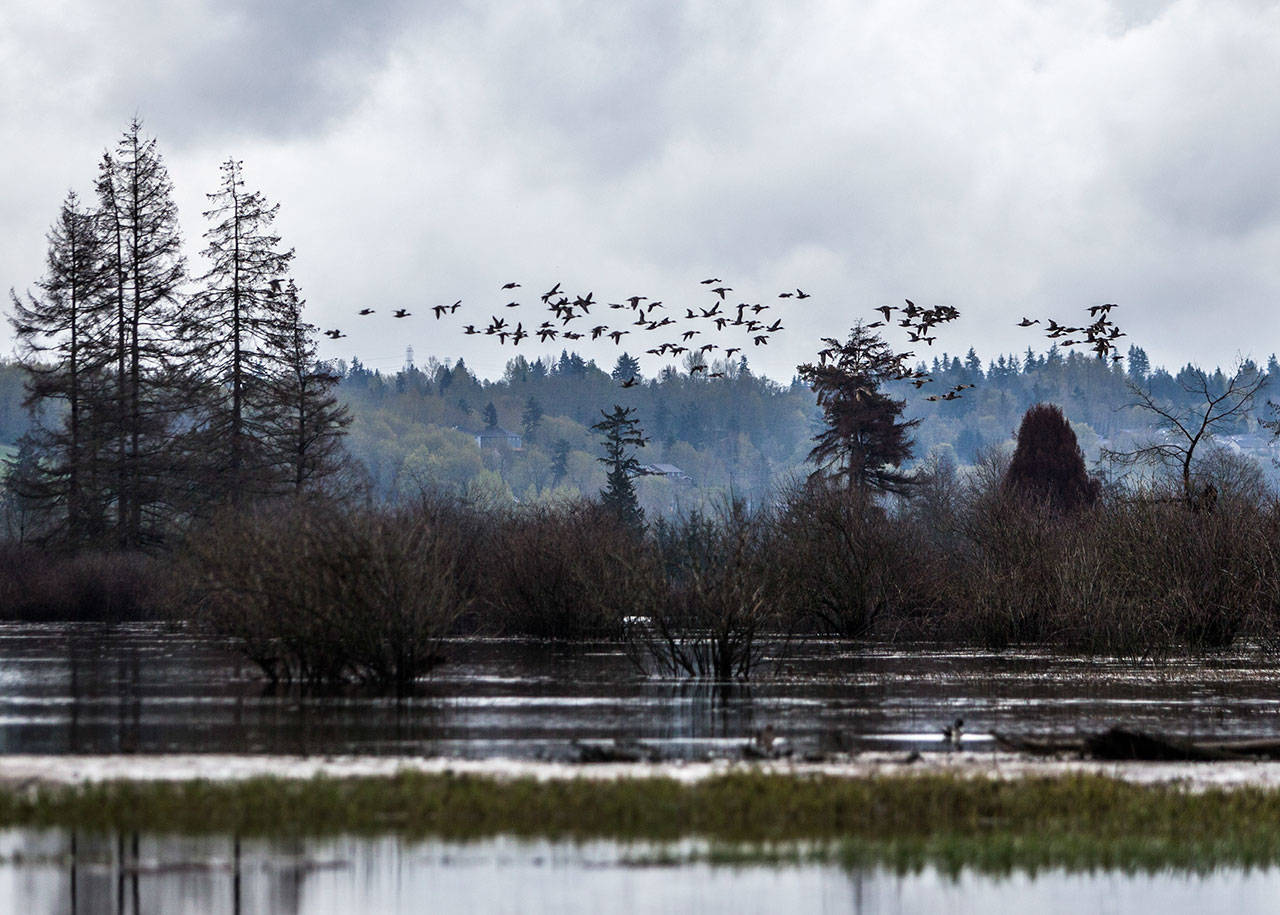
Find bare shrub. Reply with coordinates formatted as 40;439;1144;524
940;468;1280;654
772;479;939;639
479;500;644;639
181;499;466;690
948;486;1066;649
628;500;780;680
0;545;160;621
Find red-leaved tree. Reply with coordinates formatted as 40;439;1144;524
1003;403;1100;513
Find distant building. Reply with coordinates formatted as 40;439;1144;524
475;426;523;450
640;462;692;483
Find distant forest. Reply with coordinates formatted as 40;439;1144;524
0;337;1242;515
6;334;1280;520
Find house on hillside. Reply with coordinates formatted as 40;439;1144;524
475;426;523;450
640;462;692;484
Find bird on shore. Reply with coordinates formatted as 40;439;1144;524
755;724;776;754
942;718;964;749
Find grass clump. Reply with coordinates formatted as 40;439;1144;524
9;771;1280;874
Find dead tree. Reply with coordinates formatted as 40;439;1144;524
1103;362;1267;510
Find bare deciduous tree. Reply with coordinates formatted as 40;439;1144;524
1103;362;1267;510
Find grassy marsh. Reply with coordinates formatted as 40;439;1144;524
7;771;1280;873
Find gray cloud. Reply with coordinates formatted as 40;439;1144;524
7;0;1280;381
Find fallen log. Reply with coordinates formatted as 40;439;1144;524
994;728;1280;762
1084;728;1241;761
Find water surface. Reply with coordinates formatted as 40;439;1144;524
2;829;1277;915
0;622;1277;759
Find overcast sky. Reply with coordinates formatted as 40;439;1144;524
3;0;1279;381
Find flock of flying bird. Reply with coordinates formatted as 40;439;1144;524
322;280;1125;398
325;278;803;387
1018;302;1127;362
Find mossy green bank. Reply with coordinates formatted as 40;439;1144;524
4;771;1280;873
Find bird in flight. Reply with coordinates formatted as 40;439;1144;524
358;308;375;316
502;282;521;289
393;309;410;318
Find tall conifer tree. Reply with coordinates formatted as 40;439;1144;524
8;191;113;543
95;120;186;545
259;281;351;494
183;158;295;499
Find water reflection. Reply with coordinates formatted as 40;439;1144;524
1;623;1280;759
3;829;1280;914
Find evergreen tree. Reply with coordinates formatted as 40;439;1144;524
260;281;351;493
1004;404;1099;513
591;405;647;529
796;324;919;494
611;352;640;382
521;396;543;439
1127;345;1150;382
95;120;187;545
549;438;570;489
7;191;113;543
183;158;295;500
483;401;499;429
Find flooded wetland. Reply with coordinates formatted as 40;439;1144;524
2;623;1280;911
5;623;1280;759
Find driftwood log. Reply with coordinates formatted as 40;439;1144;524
993;727;1280;762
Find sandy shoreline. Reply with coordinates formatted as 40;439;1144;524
2;752;1280;791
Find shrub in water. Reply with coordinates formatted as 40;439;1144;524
182;499;465;690
628;500;780;680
